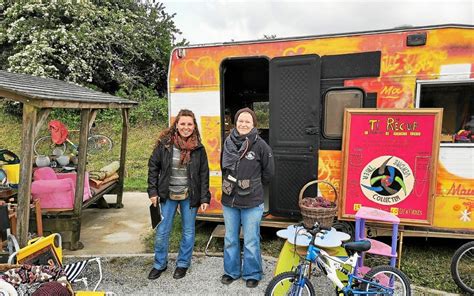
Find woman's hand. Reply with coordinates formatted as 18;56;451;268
200;203;209;212
150;196;158;207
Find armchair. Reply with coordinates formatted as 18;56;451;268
31;167;92;210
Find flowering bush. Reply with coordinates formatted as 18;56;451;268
0;1;183;124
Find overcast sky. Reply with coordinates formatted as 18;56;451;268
161;0;473;44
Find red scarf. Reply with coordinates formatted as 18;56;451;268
172;134;199;165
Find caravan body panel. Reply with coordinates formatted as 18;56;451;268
168;25;474;233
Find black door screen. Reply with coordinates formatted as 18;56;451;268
269;54;321;218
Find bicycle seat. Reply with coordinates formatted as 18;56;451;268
342;240;371;254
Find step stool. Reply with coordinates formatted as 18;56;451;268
354;206;400;276
204;224;243;256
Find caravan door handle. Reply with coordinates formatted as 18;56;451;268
305;127;318;135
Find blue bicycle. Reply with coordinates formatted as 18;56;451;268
265;223;411;296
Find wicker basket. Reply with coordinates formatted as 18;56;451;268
298;180;338;229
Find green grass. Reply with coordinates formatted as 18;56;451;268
117;123;165;191
0;108;467;294
401;237;464;293
0;111;22;155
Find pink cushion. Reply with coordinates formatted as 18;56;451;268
31;168;92;209
31;179;75;209
57;172;92;200
34;167;58;180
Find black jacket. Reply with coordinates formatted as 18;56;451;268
147;139;211;207
221;136;274;208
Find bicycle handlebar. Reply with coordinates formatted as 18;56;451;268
298;221;331;236
291;221;333;249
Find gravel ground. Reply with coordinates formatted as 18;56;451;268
64;253;335;296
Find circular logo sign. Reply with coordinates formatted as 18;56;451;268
360;156;414;205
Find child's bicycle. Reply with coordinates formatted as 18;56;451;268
34;121;113;156
265;222;411;296
450;240;473;294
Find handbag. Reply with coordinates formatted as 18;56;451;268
169;187;189;201
222;174;237;195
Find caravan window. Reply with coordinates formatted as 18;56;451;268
418;83;473;143
323;89;363;138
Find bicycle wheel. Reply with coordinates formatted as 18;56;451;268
34;136;66;156
265;271;315;296
361;265;411;296
87;134;113;154
451;241;474;294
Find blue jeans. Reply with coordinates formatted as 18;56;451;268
153;198;197;270
223;203;264;281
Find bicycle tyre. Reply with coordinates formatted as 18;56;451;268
34;136;66;156
87;134;113;154
361;265;411;296
265;271;315;296
450;241;474;294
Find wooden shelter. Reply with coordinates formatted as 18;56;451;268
0;70;137;249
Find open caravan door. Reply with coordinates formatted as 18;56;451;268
269;55;321;218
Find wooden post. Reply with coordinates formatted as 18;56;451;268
70;109;91;249
116;108;129;208
33;199;43;236
74;109;92;215
398;230;404;269
17;104;37;247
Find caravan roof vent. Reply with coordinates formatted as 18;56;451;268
406;32;427;46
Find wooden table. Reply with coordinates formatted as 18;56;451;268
0;186;43;242
0;188;16;200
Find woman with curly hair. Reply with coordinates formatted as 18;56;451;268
147;109;210;280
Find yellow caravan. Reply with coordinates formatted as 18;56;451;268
167;24;473;237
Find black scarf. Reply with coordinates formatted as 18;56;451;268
222;127;258;171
